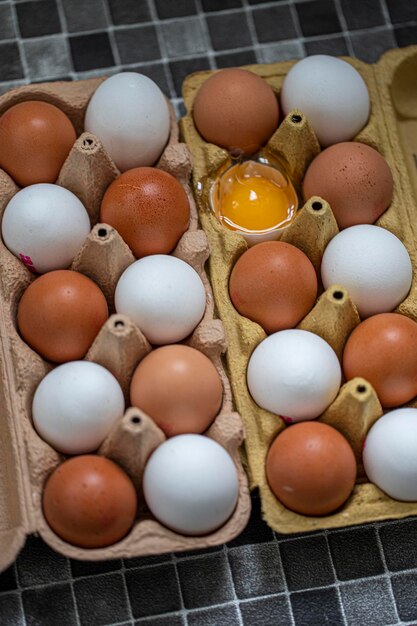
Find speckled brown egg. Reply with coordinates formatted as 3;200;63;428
0;100;76;187
100;167;190;257
229;241;317;333
17;270;108;363
192;68;279;156
343;313;417;408
266;422;357;516
43;455;137;548
303;142;393;229
130;345;223;437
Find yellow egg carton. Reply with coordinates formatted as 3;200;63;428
0;78;251;573
180;45;417;533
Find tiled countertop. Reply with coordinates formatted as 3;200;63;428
1;1;417;625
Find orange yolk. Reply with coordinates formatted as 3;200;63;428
211;160;298;233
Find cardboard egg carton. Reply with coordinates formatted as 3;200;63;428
0;78;251;574
180;45;417;533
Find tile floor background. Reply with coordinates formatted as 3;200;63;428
1;0;417;624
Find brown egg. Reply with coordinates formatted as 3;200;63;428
266;422;357;516
100;167;190;258
229;241;317;333
17;270;108;363
303;142;393;229
130;345;223;436
0;100;77;187
43;455;137;548
192;68;279;156
343;313;417;407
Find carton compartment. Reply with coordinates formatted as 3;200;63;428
0;78;251;572
180;46;417;533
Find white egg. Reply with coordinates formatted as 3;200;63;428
33;361;124;455
281;55;370;146
363;408;417;501
84;72;170;171
143;434;239;535
1;184;90;274
247;329;341;422
321;225;412;318
115;255;206;345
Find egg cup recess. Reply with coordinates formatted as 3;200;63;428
181;47;417;533
0;78;250;571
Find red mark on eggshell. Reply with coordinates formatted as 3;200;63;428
282;415;294;424
19;253;37;273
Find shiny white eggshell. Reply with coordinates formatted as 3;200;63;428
1;184;90;274
33;361;125;454
281;55;370;147
247;329;341;422
363;408;417;501
84;72;170;171
143;434;239;535
115;255;206;345
321;225;412;318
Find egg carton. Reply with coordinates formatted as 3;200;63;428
180;45;417;533
0;78;251;574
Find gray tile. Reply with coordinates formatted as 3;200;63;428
0;592;24;626
341;0;385;30
74;573;130;626
0;42;24;80
340;578;397;626
305;35;348;56
0;4;15;39
392;572;417;622
115;25;161;64
23;35;72;80
177;553;234;609
229;543;285;599
328;527;384;581
252;5;297;43
16;536;71;588
240;595;291;626
291;588;344;626
188;605;240;626
161;17;206;58
350;28;396;63
379;519;417;572
258;41;303;63
280;535;335;591
62;0;108;32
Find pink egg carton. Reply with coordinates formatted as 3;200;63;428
0;77;251;573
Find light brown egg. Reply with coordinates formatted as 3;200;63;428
43;455;137;548
192;68;279;156
0;100;76;187
229;241;317;333
266;422;357;516
303;142;393;229
130;345;223;436
100;167;190;258
343;313;417;408
17;270;108;363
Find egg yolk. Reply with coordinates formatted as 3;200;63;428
211;160;298;233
